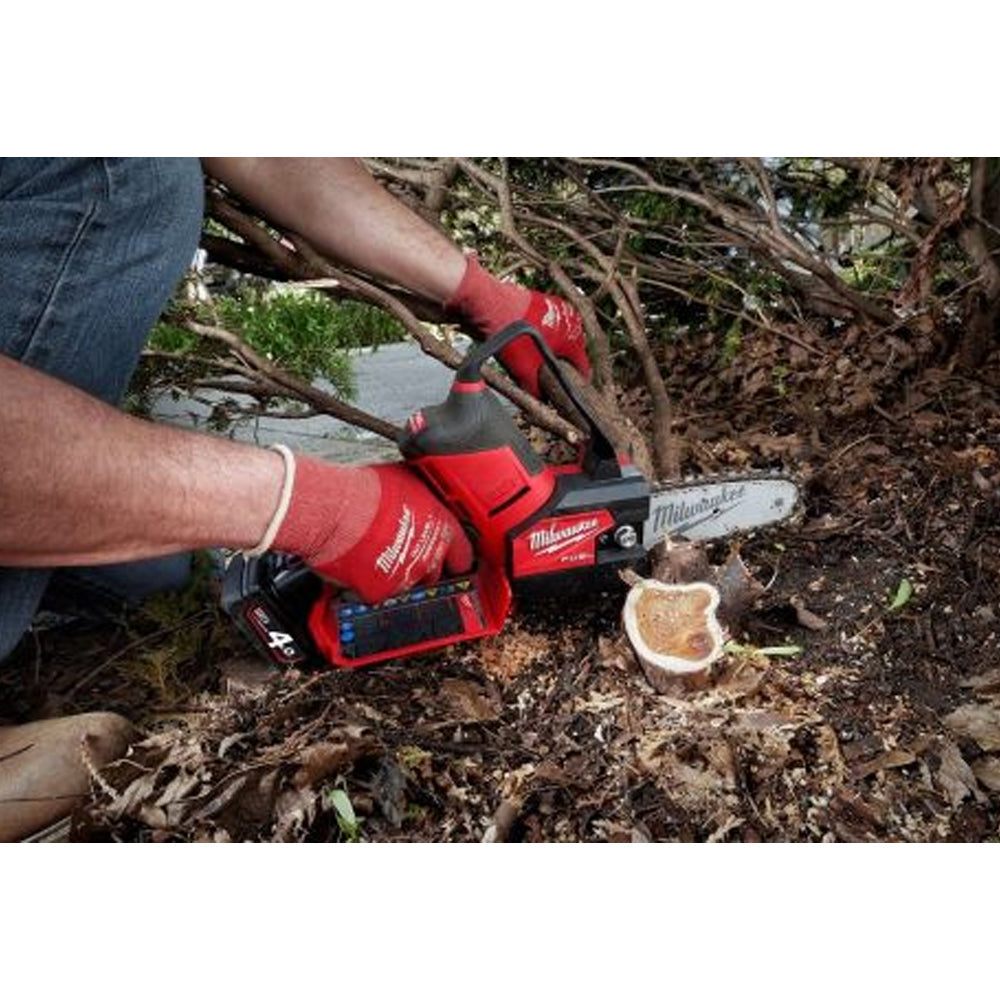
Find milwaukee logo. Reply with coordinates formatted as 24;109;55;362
651;484;747;536
376;505;415;575
529;517;601;556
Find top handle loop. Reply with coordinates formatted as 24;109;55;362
456;320;619;474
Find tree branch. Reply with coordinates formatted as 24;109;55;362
182;320;401;441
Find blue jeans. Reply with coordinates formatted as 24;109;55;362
0;158;205;663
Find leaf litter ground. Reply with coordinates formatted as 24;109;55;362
3;337;1000;842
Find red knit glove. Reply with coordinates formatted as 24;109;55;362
266;455;474;604
446;255;591;399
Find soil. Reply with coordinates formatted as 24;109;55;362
3;337;1000;843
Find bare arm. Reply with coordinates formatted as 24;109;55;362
0;354;282;566
201;157;466;302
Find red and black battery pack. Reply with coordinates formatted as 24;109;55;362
306;560;511;669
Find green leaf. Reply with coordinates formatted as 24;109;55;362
327;788;356;826
213;288;406;395
887;578;913;613
724;641;803;658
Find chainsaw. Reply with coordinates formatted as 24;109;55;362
222;321;799;669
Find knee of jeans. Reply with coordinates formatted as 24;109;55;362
104;159;205;292
148;158;205;273
6;159;207;403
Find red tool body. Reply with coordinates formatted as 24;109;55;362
301;321;651;668
222;321;799;668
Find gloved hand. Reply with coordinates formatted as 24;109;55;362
446;255;591;399
266;455;474;604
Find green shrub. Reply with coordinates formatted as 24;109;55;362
144;287;408;409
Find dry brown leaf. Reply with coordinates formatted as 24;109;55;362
573;692;626;714
711;661;766;699
188;773;253;824
815;725;847;783
219;657;281;694
293;740;367;789
636;730;674;773
187;767;282;830
851;748;918;781
730;709;802;733
596;634;635;672
372;756;407;827
637;729;738;808
657;750;734;800
218;732;249;759
532;760;573;787
153;771;203;808
971;756;1000;792
961;670;1000;697
829;788;889;833
707;814;745;843
934;740;982;809
742;728;795;782
742;431;807;460
273;786;318;841
716;551;766;626
911;411;945;435
482;797;522;843
104;771;162;822
943;704;1000;751
440;678;501;722
704;740;738;789
137;804;170;829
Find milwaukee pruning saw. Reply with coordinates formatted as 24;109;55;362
222;321;799;669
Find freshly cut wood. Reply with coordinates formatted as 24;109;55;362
622;578;725;690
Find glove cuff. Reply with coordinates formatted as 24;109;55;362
445;254;530;336
243;444;297;557
270;454;381;565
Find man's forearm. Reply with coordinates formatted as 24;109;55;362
201;157;466;302
0;355;283;566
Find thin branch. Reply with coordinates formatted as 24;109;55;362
183;320;400;441
456;159;655;472
199;233;287;281
741;157;781;229
638;275;828;359
961;159;1000;299
286;260;580;445
206;189;310;278
580;263;678;480
205;187;578;443
574;159;897;327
